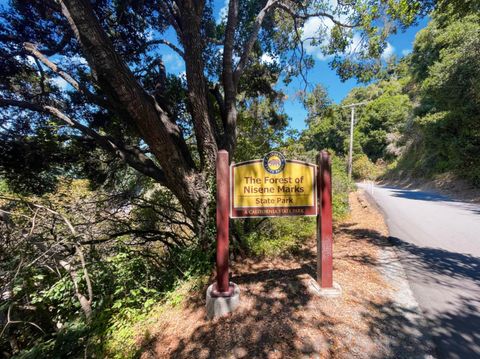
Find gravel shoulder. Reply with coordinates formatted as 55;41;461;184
137;191;435;359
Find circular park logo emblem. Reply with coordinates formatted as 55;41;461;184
263;151;286;174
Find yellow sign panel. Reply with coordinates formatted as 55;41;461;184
230;155;317;218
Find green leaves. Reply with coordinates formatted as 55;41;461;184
404;11;480;183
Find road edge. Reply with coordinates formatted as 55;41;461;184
358;187;437;359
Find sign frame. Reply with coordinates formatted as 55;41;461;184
207;149;338;310
229;158;318;219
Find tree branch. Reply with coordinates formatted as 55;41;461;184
59;0;196;179
223;0;238;91
209;84;226;120
81;229;181;248
0;305;45;339
24;42;79;90
33;57;46;97
221;0;240;152
207;37;223;45
0;98;167;184
74;244;93;306
23;42;109;108
159;1;183;35
174;0;218;169
280;5;309;87
43;33;73;56
277;1;359;28
234;0;280;85
135;39;185;58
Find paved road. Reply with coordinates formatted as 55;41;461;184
358;183;480;359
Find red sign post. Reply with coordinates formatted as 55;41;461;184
317;150;333;288
213;150;234;296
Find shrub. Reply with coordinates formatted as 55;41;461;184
244;217;315;257
331;155;355;219
352;154;381;180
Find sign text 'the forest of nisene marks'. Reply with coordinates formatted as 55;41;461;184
230;152;317;218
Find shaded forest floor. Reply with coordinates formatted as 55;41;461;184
135;191;433;359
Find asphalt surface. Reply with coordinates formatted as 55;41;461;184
358;183;480;359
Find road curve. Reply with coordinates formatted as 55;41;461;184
358;183;480;359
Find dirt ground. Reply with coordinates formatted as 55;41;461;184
137;191;425;359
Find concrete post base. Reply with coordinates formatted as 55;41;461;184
206;282;240;319
305;275;342;298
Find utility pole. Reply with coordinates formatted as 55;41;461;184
342;102;368;180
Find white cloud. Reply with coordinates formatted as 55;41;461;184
260;53;279;65
300;5;404;64
301;5;358;62
163;53;184;71
381;42;395;60
302;17;334;61
401;48;412;56
347;33;363;54
217;0;229;24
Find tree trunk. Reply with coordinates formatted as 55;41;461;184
58;259;93;323
77;294;92;322
60;0;219;243
59;0;247;247
172;171;213;246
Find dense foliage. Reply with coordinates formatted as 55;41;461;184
300;78;412;178
402;4;480;183
0;179;211;358
0;0;431;240
302;1;480;183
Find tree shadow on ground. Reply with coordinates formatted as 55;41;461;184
138;214;480;359
379;186;480;215
388;236;480;284
360;295;479;358
341;227;480;358
361;298;434;359
386;188;455;203
143;264;340;359
341;226;480;285
363;294;480;358
139;225;468;358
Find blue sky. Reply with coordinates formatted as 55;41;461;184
1;0;429;131
282;17;429;130
209;0;430;130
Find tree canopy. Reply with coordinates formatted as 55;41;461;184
0;0;434;235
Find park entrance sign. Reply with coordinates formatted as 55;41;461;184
206;150;340;319
231;152;317;218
